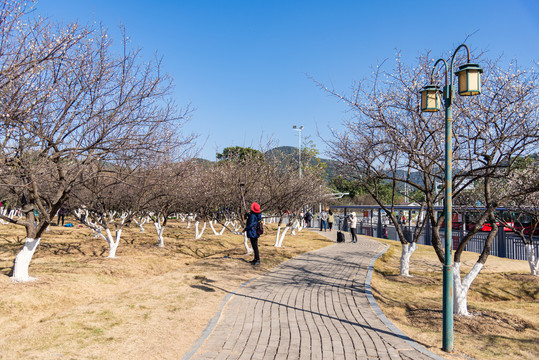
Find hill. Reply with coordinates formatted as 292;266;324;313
264;146;341;180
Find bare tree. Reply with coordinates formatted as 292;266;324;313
0;12;193;281
145;161;197;247
321;55;436;276
321;51;539;315
446;58;539;314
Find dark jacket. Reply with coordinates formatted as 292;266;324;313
245;212;262;239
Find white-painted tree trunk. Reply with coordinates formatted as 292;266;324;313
453;262;484;316
209;220;218;235
219;221;227;235
209;220;225;235
11;238;41;282
276;226;290;247
274;225;282;246
188;215;196;229
8;209;22;219
525;244;539;276
296;220;303;232
291;220;298;235
232;221;242;232
244;232;253;254
400;242;417;277
154;222;165;247
134;216;150;233
0;207;7;224
105;228;122;258
195;221;206;239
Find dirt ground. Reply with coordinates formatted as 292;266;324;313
0;219;333;359
1;221;537;359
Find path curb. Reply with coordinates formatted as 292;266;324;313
365;242;447;360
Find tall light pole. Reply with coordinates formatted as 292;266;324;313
292;125;304;178
420;44;483;352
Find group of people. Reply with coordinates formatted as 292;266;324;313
244;205;341;266
317;210;335;232
301;209;336;231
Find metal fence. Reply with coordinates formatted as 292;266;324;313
327;205;538;262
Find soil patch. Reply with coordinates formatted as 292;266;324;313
407;307;536;334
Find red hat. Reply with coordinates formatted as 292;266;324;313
251;202;261;213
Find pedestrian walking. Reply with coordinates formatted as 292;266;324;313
327;210;334;231
349;212;358;243
244;202;262;265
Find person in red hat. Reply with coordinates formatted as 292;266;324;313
244;202;262;265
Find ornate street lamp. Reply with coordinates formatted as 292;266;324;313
455;63;483;96
420;44;482;353
292;125;304;178
419;85;442;112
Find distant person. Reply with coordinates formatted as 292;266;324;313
244;202;262;265
349;212;358;243
327;210;334;231
320;210;328;231
80;205;87;224
57;204;67;226
304;210;313;228
382;225;389;239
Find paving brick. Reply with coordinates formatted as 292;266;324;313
188;232;443;360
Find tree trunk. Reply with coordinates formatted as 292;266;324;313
232;220;242;232
453;262;483;316
195;221;206;239
296;219;303;232
154;222;165;247
209;220;225;235
525;244;539;276
105;228;121;258
276;226;290;247
134;216;149;233
291;220;298;235
274;225;282;246
11;238;41;282
219;222;227;235
400;242;417;277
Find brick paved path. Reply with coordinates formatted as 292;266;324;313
185;232;443;360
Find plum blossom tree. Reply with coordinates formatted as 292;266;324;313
320;55;436;277
322;51;539;315
0;7;192;281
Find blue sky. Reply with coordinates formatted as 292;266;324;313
36;0;539;160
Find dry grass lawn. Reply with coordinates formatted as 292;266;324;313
0;219;333;359
371;238;539;360
1;220;537;360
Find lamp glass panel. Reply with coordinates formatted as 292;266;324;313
421;91;428;109
421;90;440;111
468;71;480;93
427;92;438;108
458;71;468;94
